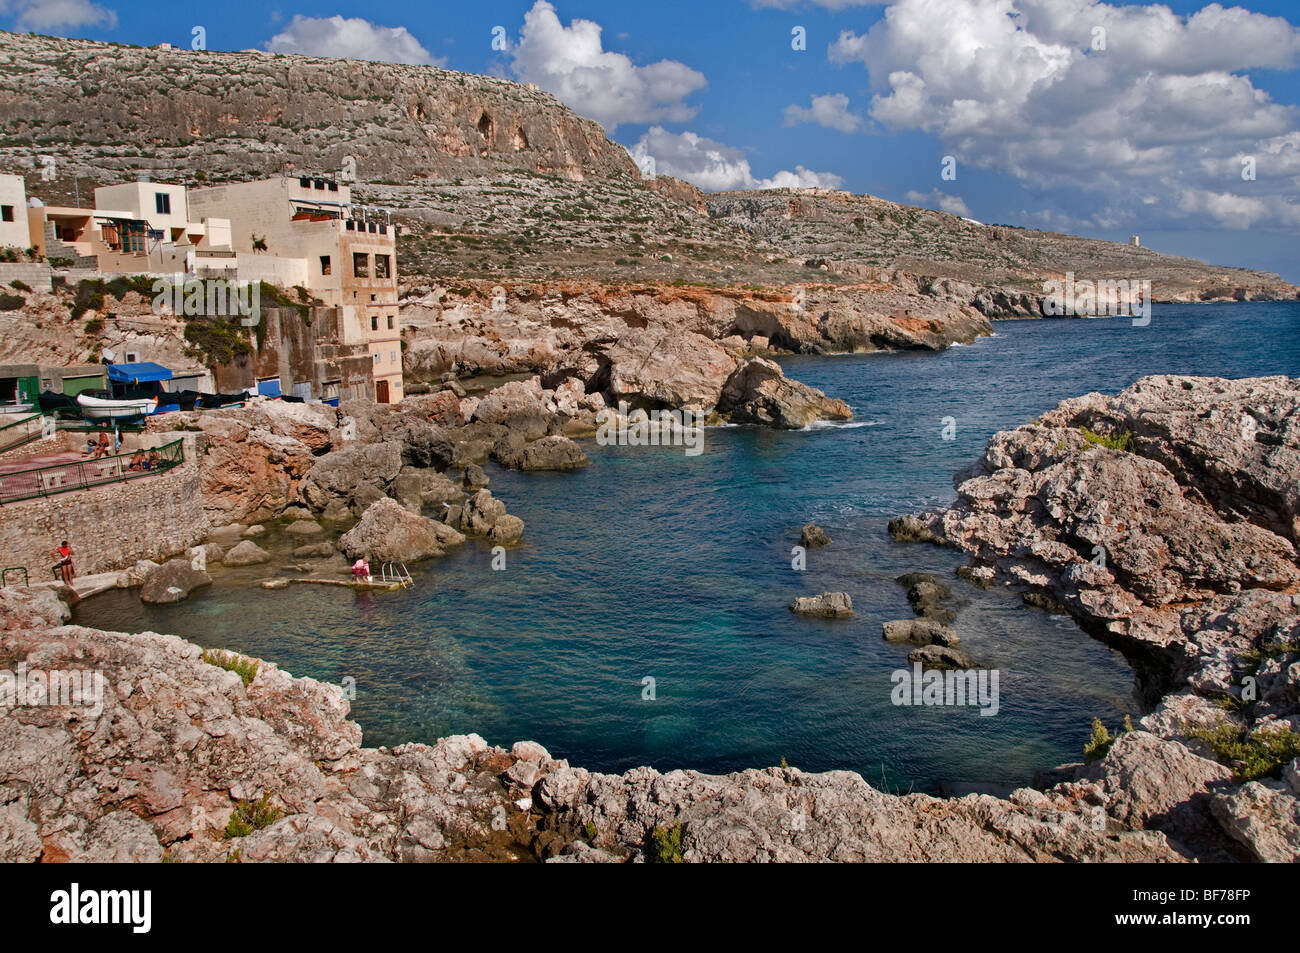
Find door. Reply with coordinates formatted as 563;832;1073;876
375;379;390;404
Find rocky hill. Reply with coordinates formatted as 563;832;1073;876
1;31;1295;300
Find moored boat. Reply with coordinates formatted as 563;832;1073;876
76;392;158;420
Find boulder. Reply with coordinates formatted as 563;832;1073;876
300;441;403;512
444;489;524;544
462;464;489;490
907;644;979;670
896;572;956;622
339;498;466;563
223;540;272;567
882;619;961;646
285;520;324;537
293;542;336;559
140;559;212;604
471;377;555;441
603;329;737;409
493;434;591;471
790;592;853;618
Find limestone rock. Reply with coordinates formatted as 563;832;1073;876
223;540;272;567
140;559;212;605
339;498;466;563
790;592;853;618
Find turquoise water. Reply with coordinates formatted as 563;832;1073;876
76;303;1300;792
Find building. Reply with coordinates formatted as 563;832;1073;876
28;175;233;274
0;363;106;407
0;173;28;249
1129;235;1140;248
188;175;403;403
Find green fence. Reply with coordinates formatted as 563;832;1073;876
0;438;185;505
0;414;43;454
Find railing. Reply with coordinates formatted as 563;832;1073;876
1;567;29;588
0;414;43;454
379;562;413;588
0;438;184;505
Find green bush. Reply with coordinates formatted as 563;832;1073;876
1080;426;1136;452
647;823;684;863
9;279;31;292
1083;718;1114;763
83;318;103;336
184;318;254;365
1185;720;1300;782
0;292;24;311
201;648;258;686
223;793;282;839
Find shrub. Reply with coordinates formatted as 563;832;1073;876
184;318;253;365
83;318;103;336
223;793;282;839
9;279;31;292
201;648;258;686
0;292;24;311
1185;720;1300;782
647;822;684;863
1083;718;1113;763
1080;426;1135;452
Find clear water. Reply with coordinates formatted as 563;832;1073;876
76;303;1300;792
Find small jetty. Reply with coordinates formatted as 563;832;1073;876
263;576;408;592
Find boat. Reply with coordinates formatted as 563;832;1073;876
76;392;158;420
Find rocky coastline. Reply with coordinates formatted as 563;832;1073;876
3;374;1297;862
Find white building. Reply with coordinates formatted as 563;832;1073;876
0;173;28;249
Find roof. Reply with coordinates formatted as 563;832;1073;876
107;362;172;383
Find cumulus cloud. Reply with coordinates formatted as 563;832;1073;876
631;126;843;191
905;188;973;217
509;1;706;132
266;15;443;66
831;0;1300;231
784;93;866;132
0;0;116;31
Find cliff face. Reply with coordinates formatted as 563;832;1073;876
0;31;637;186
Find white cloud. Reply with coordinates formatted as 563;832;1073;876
0;0;116;31
631;126;843;191
266;15;443;66
509;1;706;132
784;93;866;132
831;0;1300;231
905;188;972;217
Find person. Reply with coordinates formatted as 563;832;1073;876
146;450;160;470
351;557;372;585
83;436;97;456
91;432;110;459
53;540;74;584
128;451;145;471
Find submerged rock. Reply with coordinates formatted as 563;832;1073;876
222;540;272;567
907;644;978;670
799;523;831;547
882;619;960;646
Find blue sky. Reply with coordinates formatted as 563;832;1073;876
4;0;1299;280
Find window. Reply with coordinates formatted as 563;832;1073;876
386;315;394;329
328;182;338;192
0;205;12;222
370;294;376;302
299;176;311;188
370;315;378;331
374;254;391;279
390;351;397;363
155;192;171;215
313;179;325;190
373;353;380;363
319;255;331;275
352;252;368;277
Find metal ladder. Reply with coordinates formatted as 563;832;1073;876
379;562;413;588
1;567;29;588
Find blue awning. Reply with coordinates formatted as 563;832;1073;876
107;362;172;384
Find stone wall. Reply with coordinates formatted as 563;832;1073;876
0;433;207;577
0;262;52;291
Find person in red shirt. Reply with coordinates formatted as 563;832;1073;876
53;540;75;584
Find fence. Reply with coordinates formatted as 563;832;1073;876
0;414;43;454
0;438;184;505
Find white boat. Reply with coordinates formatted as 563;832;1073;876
76;393;158;420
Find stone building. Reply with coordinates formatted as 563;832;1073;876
188;175;403;403
0;172;27;249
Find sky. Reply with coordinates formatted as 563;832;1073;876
2;0;1298;280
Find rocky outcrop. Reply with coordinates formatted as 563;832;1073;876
799;523;830;547
719;358;852;429
882;619;960;646
338;498;466;563
0;593;1186;863
442;490;525;545
895;374;1300;861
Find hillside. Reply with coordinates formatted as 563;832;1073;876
0;30;1295;301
